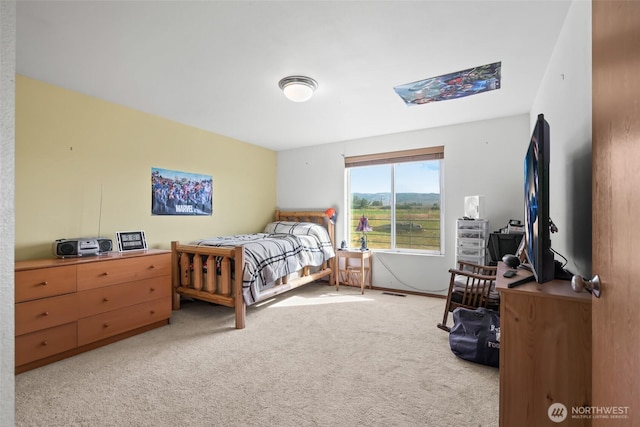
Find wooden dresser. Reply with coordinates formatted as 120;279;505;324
496;262;592;426
15;249;171;373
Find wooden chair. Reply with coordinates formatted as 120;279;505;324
437;260;499;332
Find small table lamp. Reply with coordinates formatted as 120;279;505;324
356;215;373;250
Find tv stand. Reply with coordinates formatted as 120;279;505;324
496;262;592;426
510;261;573;284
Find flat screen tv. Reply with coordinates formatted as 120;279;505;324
524;114;555;283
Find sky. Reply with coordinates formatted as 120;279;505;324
350;161;441;194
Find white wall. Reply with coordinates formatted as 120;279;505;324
0;1;16;425
278;114;529;294
530;0;592;277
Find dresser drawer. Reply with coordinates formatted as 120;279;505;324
15;322;77;367
15;265;76;303
15;293;78;336
76;275;171;318
77;298;171;346
76;253;170;291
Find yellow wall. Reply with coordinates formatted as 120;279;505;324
15;75;277;261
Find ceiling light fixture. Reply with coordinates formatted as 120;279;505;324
278;76;318;102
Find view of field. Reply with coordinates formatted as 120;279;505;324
350;195;441;251
348;160;442;252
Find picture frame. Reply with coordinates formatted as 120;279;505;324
115;230;148;252
151;167;213;216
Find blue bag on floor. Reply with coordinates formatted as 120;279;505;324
449;307;500;367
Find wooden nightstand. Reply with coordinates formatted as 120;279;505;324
335;249;372;294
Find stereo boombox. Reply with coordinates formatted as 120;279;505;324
52;237;113;258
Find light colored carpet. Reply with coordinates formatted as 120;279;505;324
15;283;498;427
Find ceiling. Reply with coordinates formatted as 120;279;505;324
16;1;573;152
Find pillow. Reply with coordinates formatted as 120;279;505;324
264;221;334;258
264;221;325;238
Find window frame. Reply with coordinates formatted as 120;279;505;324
345;146;445;255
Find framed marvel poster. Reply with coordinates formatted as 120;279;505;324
151;167;213;216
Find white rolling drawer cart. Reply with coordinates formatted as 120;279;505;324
455;219;489;266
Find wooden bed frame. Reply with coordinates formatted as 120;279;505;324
171;210;335;329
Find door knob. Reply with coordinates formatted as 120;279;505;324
571;274;601;298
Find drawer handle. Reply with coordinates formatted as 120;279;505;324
42;311;49;317
103;323;109;328
101;272;109;276
149;265;156;269
41;341;48;346
103;297;109;302
150;287;155;292
150;310;155;315
40;281;48;286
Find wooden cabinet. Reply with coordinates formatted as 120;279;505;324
496;262;592;426
15;323;77;367
15;264;76;302
15;249;171;373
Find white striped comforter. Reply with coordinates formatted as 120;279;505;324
191;222;335;305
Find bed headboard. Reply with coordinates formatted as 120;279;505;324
274;210;335;248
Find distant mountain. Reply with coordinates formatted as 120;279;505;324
353;192;440;206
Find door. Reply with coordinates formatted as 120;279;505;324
592;1;640;424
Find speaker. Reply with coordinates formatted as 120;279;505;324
55;240;78;257
52;237;112;258
97;238;113;253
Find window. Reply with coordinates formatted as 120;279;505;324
345;146;444;253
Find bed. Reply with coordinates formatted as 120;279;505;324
171;210;335;329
